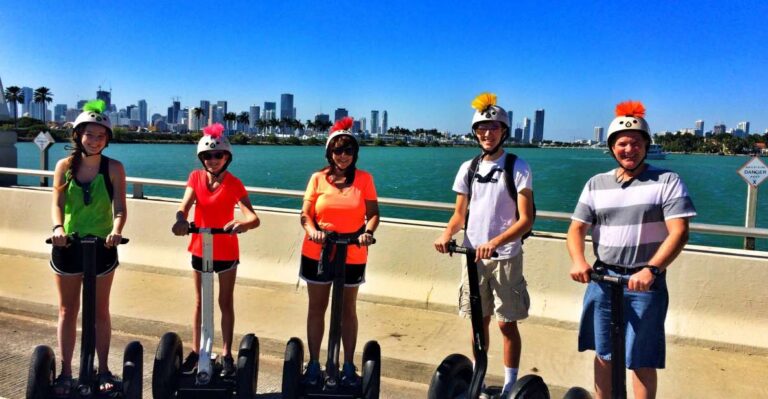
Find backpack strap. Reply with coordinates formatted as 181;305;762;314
463;155;483;229
99;155;114;202
503;153;536;241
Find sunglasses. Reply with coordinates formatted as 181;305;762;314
202;152;226;160
331;147;355;156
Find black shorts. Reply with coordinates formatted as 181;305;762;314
191;255;239;273
50;244;119;277
299;255;366;287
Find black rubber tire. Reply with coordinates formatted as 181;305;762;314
236;333;259;399
152;332;183;399
361;340;381;399
281;337;304;399
563;386;593;399
26;345;55;399
427;353;473;399
122;341;144;399
507;374;550;399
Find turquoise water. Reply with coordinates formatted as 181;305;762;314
13;142;768;250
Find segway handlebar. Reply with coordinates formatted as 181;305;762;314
589;272;628;286
46;235;130;245
323;231;376;246
446;239;498;258
188;222;240;235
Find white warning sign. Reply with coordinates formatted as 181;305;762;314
737;156;768;187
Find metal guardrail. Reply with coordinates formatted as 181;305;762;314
2;166;768;241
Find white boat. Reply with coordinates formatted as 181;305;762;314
646;144;666;160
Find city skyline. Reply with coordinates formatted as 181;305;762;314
1;1;766;139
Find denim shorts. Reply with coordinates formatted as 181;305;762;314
578;268;669;369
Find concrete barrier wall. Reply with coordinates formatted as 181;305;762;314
1;186;767;350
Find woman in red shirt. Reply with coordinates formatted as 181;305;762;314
171;123;260;377
299;117;380;387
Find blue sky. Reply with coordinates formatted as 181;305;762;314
2;0;766;139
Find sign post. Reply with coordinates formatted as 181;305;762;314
737;156;768;250
34;131;55;187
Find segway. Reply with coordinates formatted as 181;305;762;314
281;232;381;399
152;223;259;399
28;235;142;399
428;240;526;399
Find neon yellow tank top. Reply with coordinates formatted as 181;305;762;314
63;171;113;238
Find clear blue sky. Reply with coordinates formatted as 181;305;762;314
2;0;766;139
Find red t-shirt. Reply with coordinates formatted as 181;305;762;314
301;169;378;264
186;169;248;261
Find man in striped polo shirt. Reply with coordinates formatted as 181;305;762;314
567;101;696;399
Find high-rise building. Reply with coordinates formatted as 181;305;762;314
96;89;111;110
522;117;531;144
737;121;750;136
371;110;379;134
532;109;545;143
0;75;9;120
54;104;67;122
21;87;33;116
264;102;277;120
382;111;388;135
280;94;294;120
695;120;705;137
315;114;330;124
199;100;210;125
713;123;726;135
138;100;147;127
513;127;523;143
249;106;261;131
77;100;87;111
334;108;348;121
167;106;175;124
217;101;228;118
360;117;367;133
126;105;136;120
352;120;361;133
65;108;79;122
594;126;604;143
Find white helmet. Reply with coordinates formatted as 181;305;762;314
607;100;651;145
471;93;509;130
197;123;232;156
73;100;112;137
325;117;357;149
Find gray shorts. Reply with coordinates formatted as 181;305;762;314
458;251;530;322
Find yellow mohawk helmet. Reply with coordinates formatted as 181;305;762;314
471;92;509;130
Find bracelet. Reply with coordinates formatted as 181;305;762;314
52;224;63;232
365;229;375;236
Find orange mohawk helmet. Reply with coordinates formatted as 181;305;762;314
615;100;646;118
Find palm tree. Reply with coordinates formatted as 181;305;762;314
256;119;267;135
33;87;53;124
306;119;316;135
4;86;22;127
224;112;237;134
236;112;250;133
192;107;204;131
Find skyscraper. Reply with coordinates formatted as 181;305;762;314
737;121;750;136
77;100;87;111
532;109;545;143
0;75;9;120
171;100;181;124
695;120;705;137
594;126;604;143
264;102;276;120
382;111;388;135
513;127;523;143
334;108;348;121
54;104;67;123
217;101;228;118
522;117;531;144
96;89;111;110
21;87;33;116
280;94;294;120
138;100;147;127
249;106;261;131
713;123;726;135
200;100;210;125
371;110;379;134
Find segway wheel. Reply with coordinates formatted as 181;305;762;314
427;353;473;399
281;337;304;399
507;374;550;399
235;333;259;398
361;340;381;399
563;386;593;399
152;332;183;399
26;345;55;399
122;341;143;399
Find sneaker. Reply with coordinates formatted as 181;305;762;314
220;355;236;378
181;351;199;375
302;360;321;386
341;363;360;387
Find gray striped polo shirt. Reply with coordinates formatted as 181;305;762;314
571;165;696;267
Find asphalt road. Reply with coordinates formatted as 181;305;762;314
0;311;428;399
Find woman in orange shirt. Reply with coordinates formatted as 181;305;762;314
299;117;379;387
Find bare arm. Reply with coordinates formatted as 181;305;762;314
433;194;468;254
106;159;127;247
223;195;260;233
629;217;690;291
50;159;69;246
474;188;534;261
359;199;379;246
171;187;197;235
300;200;324;243
567;220;592;284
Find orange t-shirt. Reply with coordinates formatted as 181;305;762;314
186;170;247;260
301;169;378;264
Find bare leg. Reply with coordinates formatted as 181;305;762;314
306;283;331;361
341;286;359;364
217;267;237;357
95;271;116;374
632;368;657;399
498;321;521;368
55;274;82;377
594;357;612;399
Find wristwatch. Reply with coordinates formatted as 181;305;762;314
645;265;663;276
365;229;375;236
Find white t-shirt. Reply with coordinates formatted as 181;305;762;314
452;152;533;259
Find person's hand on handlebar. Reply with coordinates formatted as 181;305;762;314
628;268;655;292
433;234;453;254
358;232;374;246
51;226;68;247
569;260;592;284
474;241;498;262
223;219;248;234
307;229;325;244
105;230;123;248
172;219;190;236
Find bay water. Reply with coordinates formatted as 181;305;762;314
14;142;767;250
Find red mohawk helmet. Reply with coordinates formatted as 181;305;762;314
325;117;357;149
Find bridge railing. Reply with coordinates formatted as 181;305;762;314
2;166;767;243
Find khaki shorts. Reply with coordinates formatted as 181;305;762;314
458;251;530;322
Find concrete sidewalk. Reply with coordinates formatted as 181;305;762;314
1;249;766;398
